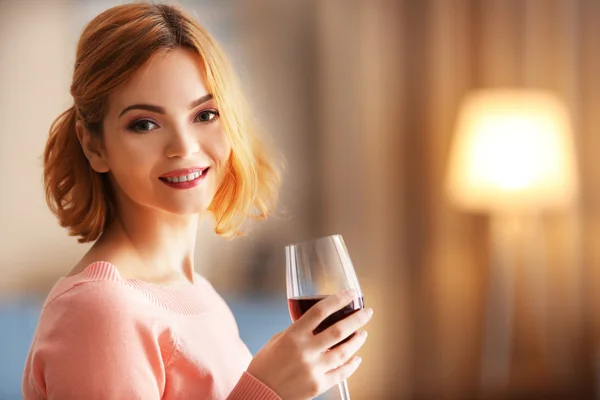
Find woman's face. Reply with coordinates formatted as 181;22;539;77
93;48;231;216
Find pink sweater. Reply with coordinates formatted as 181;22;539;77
22;261;283;400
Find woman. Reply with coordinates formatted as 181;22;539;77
22;3;372;399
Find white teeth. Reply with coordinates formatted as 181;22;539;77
164;170;206;184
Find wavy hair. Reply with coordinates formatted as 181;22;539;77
44;3;281;242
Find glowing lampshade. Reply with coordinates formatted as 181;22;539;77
445;89;578;213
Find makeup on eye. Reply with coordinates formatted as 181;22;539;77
125;108;220;133
127;118;159;133
194;109;219;123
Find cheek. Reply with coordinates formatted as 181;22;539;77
104;136;158;188
204;132;232;188
208;132;232;167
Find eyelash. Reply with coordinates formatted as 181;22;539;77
127;109;220;133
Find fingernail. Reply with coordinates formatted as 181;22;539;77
359;330;368;339
365;308;374;316
356;357;363;364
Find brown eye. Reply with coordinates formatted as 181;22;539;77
195;110;219;123
128;119;158;133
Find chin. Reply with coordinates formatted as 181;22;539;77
159;194;214;216
164;203;211;216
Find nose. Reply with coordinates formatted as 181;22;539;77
164;124;201;159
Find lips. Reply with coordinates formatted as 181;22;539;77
159;167;209;183
158;167;210;191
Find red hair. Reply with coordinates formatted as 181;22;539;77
44;3;280;243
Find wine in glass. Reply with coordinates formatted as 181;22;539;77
286;234;364;400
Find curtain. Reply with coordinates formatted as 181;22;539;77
313;0;600;398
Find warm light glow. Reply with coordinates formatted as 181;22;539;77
445;89;578;213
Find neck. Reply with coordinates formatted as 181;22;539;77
99;193;200;284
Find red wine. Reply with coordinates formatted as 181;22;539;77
288;295;365;346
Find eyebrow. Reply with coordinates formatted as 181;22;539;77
118;93;214;118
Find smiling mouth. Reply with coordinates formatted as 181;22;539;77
159;168;209;184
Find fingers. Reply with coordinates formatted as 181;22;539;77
324;356;362;389
292;289;359;332
315;307;373;350
321;330;368;371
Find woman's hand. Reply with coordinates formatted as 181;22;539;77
247;290;373;400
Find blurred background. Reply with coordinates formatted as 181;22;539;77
1;0;599;399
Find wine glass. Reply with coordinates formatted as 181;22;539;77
286;234;364;400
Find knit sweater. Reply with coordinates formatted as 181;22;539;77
22;261;282;400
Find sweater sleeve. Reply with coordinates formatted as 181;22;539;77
226;372;283;400
23;282;169;400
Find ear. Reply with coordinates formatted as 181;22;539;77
75;120;110;173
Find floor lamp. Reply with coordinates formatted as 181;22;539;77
445;89;578;392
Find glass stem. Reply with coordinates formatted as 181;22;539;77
338;380;351;400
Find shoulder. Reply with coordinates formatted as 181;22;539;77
193;272;227;307
36;283;149;348
193;273;241;332
43;262;141;313
32;263;176;359
37;262;164;335
25;265;174;400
